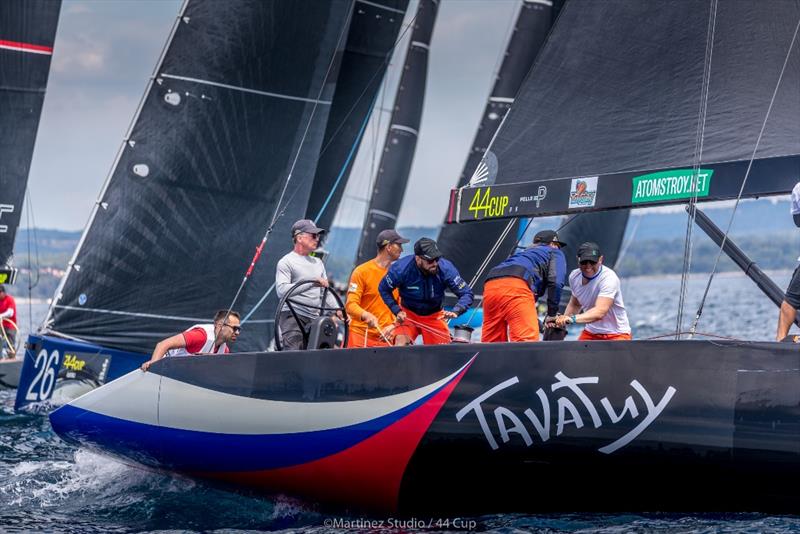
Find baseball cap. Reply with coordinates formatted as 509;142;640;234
413;237;443;261
533;229;567;248
577;242;602;262
291;219;325;237
376;229;410;247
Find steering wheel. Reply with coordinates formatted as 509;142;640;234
273;279;348;351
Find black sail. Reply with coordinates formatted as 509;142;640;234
45;0;351;353
557;210;630;276
0;0;61;267
355;0;438;264
451;0;800;222
305;0;409;232
437;0;555;287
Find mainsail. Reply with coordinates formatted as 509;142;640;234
305;0;409;232
450;0;800;222
44;0;352;353
0;0;61;268
355;0;438;265
437;0;558;288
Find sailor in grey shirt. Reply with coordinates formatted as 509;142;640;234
275;219;337;350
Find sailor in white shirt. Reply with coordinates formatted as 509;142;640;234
777;182;800;341
554;242;632;340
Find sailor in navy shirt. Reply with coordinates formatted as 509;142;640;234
379;238;473;345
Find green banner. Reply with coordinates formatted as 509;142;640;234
631;169;713;203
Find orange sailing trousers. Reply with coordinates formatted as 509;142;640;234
347;327;391;348
481;277;540;342
578;330;632;341
394;306;451;345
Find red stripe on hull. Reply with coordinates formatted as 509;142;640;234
200;358;475;512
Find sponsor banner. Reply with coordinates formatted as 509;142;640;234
568;176;598;209
632;169;713;203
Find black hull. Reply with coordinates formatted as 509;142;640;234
50;340;800;515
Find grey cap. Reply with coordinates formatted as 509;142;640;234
291;219;325;237
376;229;410;247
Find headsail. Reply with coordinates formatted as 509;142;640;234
450;0;800;223
44;0;352;353
355;0;438;265
305;0;409;232
437;0;557;288
0;0;61;268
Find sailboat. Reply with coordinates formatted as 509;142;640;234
47;0;800;516
15;0;364;407
0;0;61;389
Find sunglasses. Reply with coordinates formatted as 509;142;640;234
224;323;242;333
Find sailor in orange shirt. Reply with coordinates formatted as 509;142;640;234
345;229;409;347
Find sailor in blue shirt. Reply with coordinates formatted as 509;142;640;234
481;229;567;342
379;238;474;345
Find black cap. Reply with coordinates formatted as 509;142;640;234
376;229;410;247
414;237;443;261
577;242;602;262
291;219;325;237
533;229;567;248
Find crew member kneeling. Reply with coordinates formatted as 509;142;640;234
379;238;473;345
555;242;631;340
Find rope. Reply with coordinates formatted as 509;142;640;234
676;0;718;339
0;318;18;356
221;3;356;323
644;330;743;342
398;314;452;342
688;12;800;337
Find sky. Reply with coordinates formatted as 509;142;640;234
24;0;521;231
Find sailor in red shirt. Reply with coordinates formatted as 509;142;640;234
0;285;17;357
141;309;241;371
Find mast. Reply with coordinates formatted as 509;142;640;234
355;0;438;265
436;0;556;288
0;0;61;269
305;0;409;231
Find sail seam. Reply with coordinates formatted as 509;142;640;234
159;74;333;105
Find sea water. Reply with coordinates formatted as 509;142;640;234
3;272;800;532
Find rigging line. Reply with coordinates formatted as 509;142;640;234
257;5;420;240
689;13;800;337
224;2;356;322
317;8;420;158
468;219;516;288
676;0;717;339
24;191;33;333
313;90;380;223
614;213;642;269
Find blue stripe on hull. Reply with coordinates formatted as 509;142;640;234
50;387;436;471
